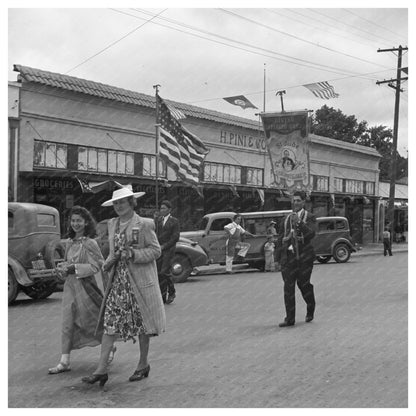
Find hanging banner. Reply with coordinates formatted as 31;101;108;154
260;111;311;192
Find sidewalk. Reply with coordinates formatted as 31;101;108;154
193;242;408;276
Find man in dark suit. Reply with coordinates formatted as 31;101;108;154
156;200;180;304
276;190;317;327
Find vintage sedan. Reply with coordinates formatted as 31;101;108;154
96;219;208;283
314;216;356;263
8;202;65;304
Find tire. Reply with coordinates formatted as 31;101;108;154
333;243;351;263
8;267;19;305
44;240;66;269
171;254;192;283
21;281;57;300
316;255;332;264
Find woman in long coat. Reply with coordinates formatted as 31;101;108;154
48;206;107;374
82;186;165;387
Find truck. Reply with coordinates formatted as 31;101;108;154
180;210;291;271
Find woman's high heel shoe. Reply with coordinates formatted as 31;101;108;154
129;365;150;382
82;373;108;387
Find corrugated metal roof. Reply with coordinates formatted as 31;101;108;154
14;64;260;130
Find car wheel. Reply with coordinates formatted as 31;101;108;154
333;243;351;263
21;282;57;300
316;255;332;263
171;254;192;283
8;267;19;305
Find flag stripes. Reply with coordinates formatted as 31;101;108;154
157;94;209;185
303;81;339;99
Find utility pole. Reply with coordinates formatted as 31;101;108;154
376;45;408;240
275;90;286;112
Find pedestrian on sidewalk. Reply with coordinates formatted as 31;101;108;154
224;214;255;274
156;200;180;304
48;206;108;375
276;191;317;327
82;186;165;387
383;227;393;256
264;235;276;272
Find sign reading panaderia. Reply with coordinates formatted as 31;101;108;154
260;111;310;191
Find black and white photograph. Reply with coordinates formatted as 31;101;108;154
6;1;410;410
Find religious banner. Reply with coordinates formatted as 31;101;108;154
260;111;311;192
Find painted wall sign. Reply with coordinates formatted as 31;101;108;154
220;130;266;151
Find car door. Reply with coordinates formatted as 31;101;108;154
313;219;335;256
203;217;232;263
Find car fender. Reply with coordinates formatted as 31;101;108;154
175;242;208;267
330;238;356;253
8;255;32;286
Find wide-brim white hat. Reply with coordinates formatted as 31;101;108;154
102;186;145;207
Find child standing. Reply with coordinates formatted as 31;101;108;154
264;235;276;272
383;227;393;256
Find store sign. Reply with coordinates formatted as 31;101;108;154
34;178;74;190
260;111;311;192
220;130;266;150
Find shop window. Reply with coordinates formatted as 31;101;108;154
98;150;107;172
143;155;166;177
204;162;241;184
313;175;329;192
246;167;263;186
365;181;375;195
334;177;344;193
33;140;67;169
345;179;363;194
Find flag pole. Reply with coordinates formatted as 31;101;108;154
263;63;266;112
153;84;161;210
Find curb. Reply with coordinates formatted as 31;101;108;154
192;247;408;276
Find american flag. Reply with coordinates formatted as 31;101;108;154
303;81;339;99
156;94;209;185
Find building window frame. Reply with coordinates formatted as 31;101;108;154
33;140;67;169
203;162;242;184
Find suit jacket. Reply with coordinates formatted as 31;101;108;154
156;215;180;256
276;210;316;266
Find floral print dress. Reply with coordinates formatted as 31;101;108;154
103;225;146;342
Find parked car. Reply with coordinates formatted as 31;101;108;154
180;211;356;269
95;219;208;283
8;202;65;304
180;210;291;270
314;216;356;263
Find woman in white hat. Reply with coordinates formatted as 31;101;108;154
82;186;166;387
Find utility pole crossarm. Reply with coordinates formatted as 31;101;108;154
376;77;408;85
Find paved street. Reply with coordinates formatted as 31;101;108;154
8;252;407;408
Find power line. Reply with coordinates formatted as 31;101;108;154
117;8;383;80
266;8;377;49
341;8;407;44
285;8;383;49
219;8;391;70
65;8;168;74
307;9;396;46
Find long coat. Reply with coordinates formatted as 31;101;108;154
96;213;166;336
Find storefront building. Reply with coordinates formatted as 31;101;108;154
377;180;408;243
9;65;381;243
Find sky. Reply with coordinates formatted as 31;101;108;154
6;2;411;156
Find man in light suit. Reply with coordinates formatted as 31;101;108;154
156;200;180;304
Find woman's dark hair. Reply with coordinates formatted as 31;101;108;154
67;205;97;238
